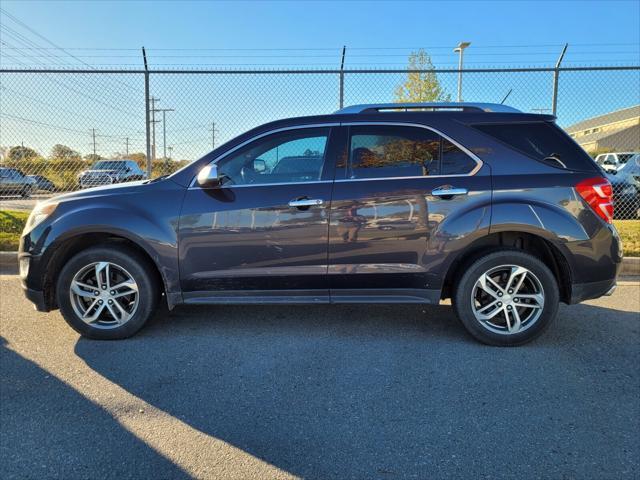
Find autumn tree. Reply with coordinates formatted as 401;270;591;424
50;144;81;161
7;145;40;162
395;49;450;103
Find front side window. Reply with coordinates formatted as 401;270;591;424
216;127;329;186
345;125;477;179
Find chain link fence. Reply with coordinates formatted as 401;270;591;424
1;65;639;218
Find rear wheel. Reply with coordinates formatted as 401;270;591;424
56;246;159;339
21;185;32;198
453;250;559;346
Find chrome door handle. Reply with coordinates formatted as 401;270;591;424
431;187;468;197
288;198;324;208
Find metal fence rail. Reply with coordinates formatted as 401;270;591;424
1;65;639;218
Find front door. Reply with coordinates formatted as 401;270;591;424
178;126;338;303
328;123;492;303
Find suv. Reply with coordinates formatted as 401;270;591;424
18;103;622;345
78;159;146;188
595;152;638;174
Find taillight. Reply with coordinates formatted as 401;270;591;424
576;177;614;223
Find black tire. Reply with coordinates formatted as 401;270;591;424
56;245;159;340
21;186;32;198
453;250;559;346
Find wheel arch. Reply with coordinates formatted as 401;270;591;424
441;230;573;304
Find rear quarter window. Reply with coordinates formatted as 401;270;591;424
473;122;597;171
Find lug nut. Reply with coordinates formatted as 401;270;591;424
108;300;113;305
98;300;103;304
498;292;503;297
514;298;519;303
110;290;115;295
94;291;100;296
497;302;503;307
508;289;514;294
102;286;107;290
507;305;513;310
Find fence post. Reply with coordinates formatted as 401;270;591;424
142;47;152;178
552;43;568;116
339;46;346;110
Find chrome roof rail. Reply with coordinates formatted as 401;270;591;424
334;102;522;114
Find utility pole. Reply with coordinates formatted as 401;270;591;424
210;121;219;149
168;146;173;161
91;128;97;157
125;137;129;157
149;96;161;162
143;46;151;177
156;108;174;160
453;41;471;102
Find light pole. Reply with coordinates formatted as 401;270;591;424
454;41;471;102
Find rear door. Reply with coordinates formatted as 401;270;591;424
328;122;492;303
178;125;339;303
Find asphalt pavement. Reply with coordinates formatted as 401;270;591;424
0;275;638;479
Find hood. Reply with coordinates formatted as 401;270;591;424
48;179;151;203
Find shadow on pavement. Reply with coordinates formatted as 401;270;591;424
0;336;189;480
74;302;639;479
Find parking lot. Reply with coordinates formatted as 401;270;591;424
1;274;638;479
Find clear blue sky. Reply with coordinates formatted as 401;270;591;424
1;1;639;160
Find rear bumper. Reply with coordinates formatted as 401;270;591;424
569;277;618;304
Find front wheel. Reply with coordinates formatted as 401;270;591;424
453;250;559;346
56;246;159;339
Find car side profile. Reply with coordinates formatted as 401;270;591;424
0;167;36;197
19;103;622;345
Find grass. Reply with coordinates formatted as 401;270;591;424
0;208;638;257
0;210;29;251
614;219;640;257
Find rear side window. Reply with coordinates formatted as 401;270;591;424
345;125;477;179
473;122;596;171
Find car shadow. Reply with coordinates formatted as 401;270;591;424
0;336;189;480
74;302;640;479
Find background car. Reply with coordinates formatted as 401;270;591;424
27;174;56;192
77;159;147;188
608;153;640;219
0;167;36;197
595;152;638;174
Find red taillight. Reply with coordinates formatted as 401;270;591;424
576;177;614;223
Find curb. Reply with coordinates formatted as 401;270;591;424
2;251;639;278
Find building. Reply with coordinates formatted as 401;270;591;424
566;105;640;153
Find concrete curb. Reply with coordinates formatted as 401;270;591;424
2;251;639;278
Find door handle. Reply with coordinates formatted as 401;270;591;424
431;186;468;197
288;198;324;208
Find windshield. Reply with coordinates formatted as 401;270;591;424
93;161;127;170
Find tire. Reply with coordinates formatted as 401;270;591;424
56;245;159;340
453;250;559;346
21;186;32;198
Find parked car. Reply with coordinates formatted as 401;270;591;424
595;152;638;174
19;102;622;345
27;174;56;193
77;159;147;188
608;153;640;219
0;167;36;197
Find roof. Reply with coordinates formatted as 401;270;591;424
335;102;522;115
566;105;640;133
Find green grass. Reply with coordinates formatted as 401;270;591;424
614;219;640;257
0;210;29;251
0;208;638;257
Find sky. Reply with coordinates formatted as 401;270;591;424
1;0;639;161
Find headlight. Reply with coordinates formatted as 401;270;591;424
25;202;58;231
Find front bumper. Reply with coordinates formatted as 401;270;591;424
23;285;49;312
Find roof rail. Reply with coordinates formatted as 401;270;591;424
334;102;522;114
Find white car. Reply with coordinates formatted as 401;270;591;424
595;152;639;173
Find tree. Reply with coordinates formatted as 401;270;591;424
394;49;450;103
7;145;40;162
50;144;81;161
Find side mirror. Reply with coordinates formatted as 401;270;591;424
253;159;267;173
196;164;223;188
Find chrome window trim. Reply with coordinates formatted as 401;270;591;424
189;120;483;189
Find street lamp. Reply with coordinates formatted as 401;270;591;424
454;41;471;102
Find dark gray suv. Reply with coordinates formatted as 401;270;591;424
19;103;622;345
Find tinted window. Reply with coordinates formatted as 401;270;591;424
441;139;478;175
473;122;596;171
347;125;440;179
217;128;329;185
